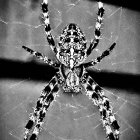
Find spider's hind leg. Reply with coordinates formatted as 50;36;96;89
41;0;57;54
86;1;105;56
24;75;59;140
81;72;120;140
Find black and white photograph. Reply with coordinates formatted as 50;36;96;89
0;0;140;140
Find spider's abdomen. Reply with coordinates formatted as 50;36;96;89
57;23;87;68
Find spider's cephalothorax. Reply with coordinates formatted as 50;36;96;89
22;0;120;140
60;64;84;93
57;23;87;69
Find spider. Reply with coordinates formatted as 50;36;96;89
22;0;120;140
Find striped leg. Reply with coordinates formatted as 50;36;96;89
22;46;60;67
81;72;120;140
86;1;105;56
83;42;116;68
41;0;57;54
24;76;59;140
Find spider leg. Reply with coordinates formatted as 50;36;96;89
22;46;60;68
24;75;59;140
83;42;116;68
81;72;120;140
86;1;105;56
41;0;57;54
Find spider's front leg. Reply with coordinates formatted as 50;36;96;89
83;42;116;68
86;1;105;56
24;75;60;140
41;0;57;54
22;46;60;68
81;72;120;140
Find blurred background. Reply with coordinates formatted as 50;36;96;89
0;0;140;140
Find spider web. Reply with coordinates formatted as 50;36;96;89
0;0;140;140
